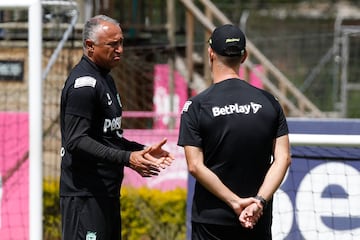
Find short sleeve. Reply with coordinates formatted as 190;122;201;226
177;99;202;147
276;102;289;138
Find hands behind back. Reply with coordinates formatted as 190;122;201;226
238;198;263;229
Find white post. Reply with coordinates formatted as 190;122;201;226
28;1;43;240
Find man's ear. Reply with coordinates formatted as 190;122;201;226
240;50;248;63
208;47;215;62
85;39;94;51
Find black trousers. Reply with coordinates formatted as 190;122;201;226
191;222;272;240
60;196;121;240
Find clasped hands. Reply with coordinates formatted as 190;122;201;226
234;197;264;229
129;138;175;177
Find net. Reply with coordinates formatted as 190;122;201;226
0;4;31;238
272;145;360;240
1;2;360;240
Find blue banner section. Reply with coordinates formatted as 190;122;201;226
186;119;360;240
287;118;360;135
274;147;360;239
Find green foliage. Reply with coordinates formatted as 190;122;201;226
42;180;187;240
121;187;187;240
43;180;61;240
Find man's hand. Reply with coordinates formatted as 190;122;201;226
239;200;263;229
145;138;175;169
128;147;161;177
232;197;258;216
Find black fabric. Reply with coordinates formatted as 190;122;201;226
191;222;272;240
60;55;144;197
64;115;131;166
178;79;288;235
60;196;121;240
191;221;272;240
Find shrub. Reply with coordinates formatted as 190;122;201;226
43;180;61;240
121;187;187;240
43;181;187;240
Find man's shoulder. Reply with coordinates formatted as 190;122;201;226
66;60;101;88
191;85;215;101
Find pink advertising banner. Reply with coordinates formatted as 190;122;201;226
122;129;187;191
0;112;29;240
153;64;188;129
122;64;189;190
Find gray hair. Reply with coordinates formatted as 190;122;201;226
82;15;119;48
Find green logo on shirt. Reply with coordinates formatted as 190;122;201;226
86;231;97;240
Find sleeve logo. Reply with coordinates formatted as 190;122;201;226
74;76;97;88
181;101;192;113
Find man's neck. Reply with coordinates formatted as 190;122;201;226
212;67;240;84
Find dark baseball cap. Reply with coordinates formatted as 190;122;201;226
209;24;246;57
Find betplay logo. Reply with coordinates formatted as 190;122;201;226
212;102;262;117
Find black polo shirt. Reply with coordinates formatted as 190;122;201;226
178;78;289;226
60;56;143;197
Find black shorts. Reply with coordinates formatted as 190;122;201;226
60;196;121;240
191;222;271;240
